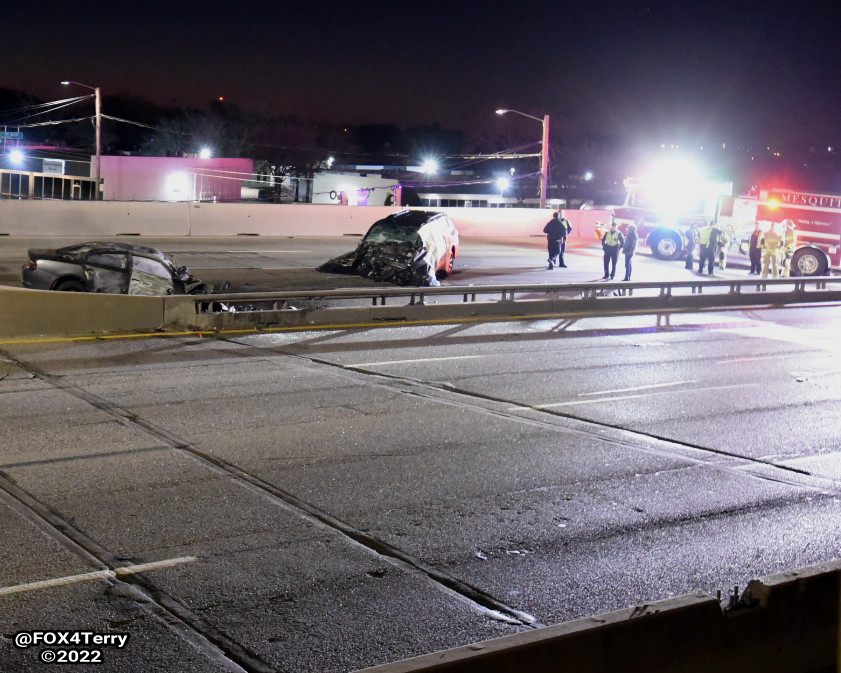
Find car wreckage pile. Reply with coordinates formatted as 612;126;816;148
318;210;459;287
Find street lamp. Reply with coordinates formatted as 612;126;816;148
62;80;101;199
495;108;550;209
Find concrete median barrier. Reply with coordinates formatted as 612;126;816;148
0;286;194;340
355;559;840;673
0;199;608;239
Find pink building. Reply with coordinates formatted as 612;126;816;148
100;156;253;202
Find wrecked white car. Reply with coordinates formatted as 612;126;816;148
318;210;459;286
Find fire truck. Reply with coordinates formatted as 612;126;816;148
610;176;731;261
612;178;841;276
739;188;841;276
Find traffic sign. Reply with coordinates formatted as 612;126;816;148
1;131;23;139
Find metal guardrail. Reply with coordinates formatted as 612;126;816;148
185;276;841;331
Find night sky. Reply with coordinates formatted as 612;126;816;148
4;0;841;149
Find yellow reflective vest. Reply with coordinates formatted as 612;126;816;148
603;230;622;247
783;229;797;253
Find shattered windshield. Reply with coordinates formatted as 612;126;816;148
364;222;422;245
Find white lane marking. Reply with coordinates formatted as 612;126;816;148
789;368;841;380
0;556;197;597
715;354;796;364
115;556;198;575
522;382;756;410
348;355;484;368
580;380;696;396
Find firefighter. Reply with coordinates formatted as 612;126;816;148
717;228;731;269
601;220;624;280
781;220;798;277
761;223;783;278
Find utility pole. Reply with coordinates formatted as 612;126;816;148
93;86;101;199
495;109;551;208
539;114;549;209
62;80;101;199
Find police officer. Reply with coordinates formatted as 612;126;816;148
622;222;638;281
601;220;624;279
558;211;572;261
543;212;567;270
748;223;763;275
684;222;699;270
697;220;720;274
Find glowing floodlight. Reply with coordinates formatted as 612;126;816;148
198;148;212;159
421;159;438;174
166;172;192;201
9;149;24;165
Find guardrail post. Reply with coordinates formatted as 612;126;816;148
657;313;671;328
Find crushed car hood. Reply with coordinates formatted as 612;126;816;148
317;240;435;286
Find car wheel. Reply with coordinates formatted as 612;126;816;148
54;279;87;292
438;249;456;278
791;247;829;276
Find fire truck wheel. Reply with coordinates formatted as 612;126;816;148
649;231;682;260
790;248;829;276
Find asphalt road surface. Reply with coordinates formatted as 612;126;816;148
2;237;840;672
0;235;760;292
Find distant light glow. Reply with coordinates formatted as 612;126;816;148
632;158;730;217
339;186;358;205
497;177;510;191
198;148;212;159
768;198;780;209
495;109;507;115
583;171;593;181
166;172;191;200
421;159;438;174
326;156;335;168
9;149;24;165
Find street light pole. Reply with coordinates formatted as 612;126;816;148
61;80;101;199
495;108;550;209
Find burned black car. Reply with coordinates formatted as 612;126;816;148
318;210;459;286
21;242;211;295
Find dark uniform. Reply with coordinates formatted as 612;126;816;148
684;225;698;270
543;213;568;269
622;224;638;281
748;227;762;275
